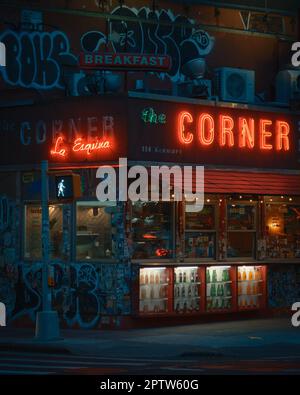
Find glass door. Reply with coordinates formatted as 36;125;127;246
174;267;201;313
237;266;264;310
139;267;169;314
206;266;233;311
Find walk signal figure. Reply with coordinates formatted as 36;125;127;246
58;179;66;197
54;174;82;201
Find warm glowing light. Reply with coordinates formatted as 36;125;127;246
219;115;234;147
72;138;111;155
275;121;290;151
50;136;111;158
178;111;194;144
198;113;214;146
259;119;273;150
238;117;255;149
143;234;157;239
50;136;66;157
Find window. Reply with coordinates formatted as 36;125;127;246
131;202;173;259
227;203;256;258
185;203;216;259
265;201;300;259
76;202;112;260
24;205;63;260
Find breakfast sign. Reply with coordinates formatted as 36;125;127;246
128;98;300;170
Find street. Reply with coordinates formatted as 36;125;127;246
1;317;300;375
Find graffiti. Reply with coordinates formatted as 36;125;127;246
9;261;131;328
0;30;77;89
81;6;214;81
268;265;300;308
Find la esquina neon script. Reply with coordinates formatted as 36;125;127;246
50;136;111;157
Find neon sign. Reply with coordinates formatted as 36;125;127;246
177;111;290;151
50;136;112;158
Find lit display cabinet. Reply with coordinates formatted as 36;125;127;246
237;266;267;310
174;267;202;313
206;266;234;312
135;264;267;316
139;267;170;314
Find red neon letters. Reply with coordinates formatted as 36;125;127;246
177;111;290;152
50;136;111;158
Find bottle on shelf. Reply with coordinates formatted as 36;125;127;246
206;269;211;284
242;270;247;281
212;269;217;283
183;271;187;283
179;271;183;283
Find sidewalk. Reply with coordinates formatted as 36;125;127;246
1;317;300;360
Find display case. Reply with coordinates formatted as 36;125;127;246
237;265;267;310
206;266;234;312
136;264;267;316
139;267;171;314
174;267;202;313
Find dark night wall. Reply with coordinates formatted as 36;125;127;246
0;0;296;100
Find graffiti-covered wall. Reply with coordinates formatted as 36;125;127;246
0;0;295;97
268;265;300;309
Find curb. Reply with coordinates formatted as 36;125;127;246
0;343;72;355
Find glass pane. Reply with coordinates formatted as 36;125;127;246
227;204;256;230
238;266;264;310
131;202;173;259
227;232;255;258
185;232;215;258
206;266;232;311
76;204;112;260
139;268;169;314
174;267;201;313
24;205;63;260
265;203;300;259
185;204;215;230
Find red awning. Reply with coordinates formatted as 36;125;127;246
202;170;300;195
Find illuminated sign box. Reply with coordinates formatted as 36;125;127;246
54;174;81;201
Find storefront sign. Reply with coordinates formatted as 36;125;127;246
177;111;290;151
79;52;171;71
128;98;300;169
50;136;111;158
0;97;127;165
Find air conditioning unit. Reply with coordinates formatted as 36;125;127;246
276;69;300;103
215;67;255;104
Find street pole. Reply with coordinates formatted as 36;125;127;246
35;160;60;341
41;160;51;311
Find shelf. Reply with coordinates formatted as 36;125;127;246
207;296;232;299
174;282;201;285
238;280;263;283
140;283;169;286
174;296;201;300
238;293;263;297
140;298;168;302
207;280;232;284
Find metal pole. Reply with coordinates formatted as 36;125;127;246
35;160;60;340
41;160;51;311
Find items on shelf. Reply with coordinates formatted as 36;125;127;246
206;266;232;311
174;267;201;313
139;268;169;313
237;266;263;309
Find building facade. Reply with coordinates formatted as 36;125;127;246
0;0;300;329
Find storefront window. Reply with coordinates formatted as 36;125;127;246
265;202;300;259
131;202;173;259
76;202;112;260
185;203;216;259
24;205;63;260
227;204;256;258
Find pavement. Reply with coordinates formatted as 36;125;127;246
1;317;300;374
